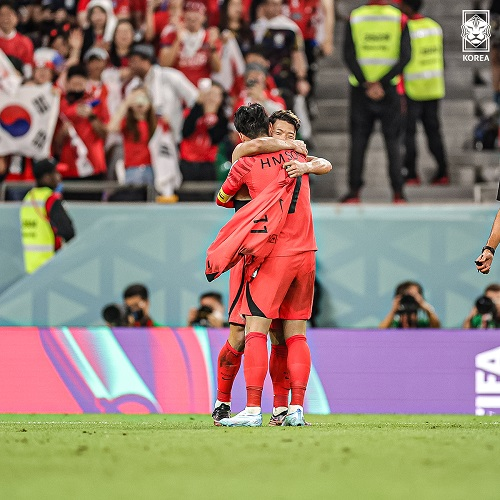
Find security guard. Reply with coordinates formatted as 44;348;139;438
401;0;448;185
341;0;411;203
20;158;75;274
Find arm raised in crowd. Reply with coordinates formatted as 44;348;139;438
320;0;335;56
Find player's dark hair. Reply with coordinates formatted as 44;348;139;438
402;0;422;13
200;291;223;304
485;283;500;294
123;284;149;301
269;110;301;132
234;103;269;139
395;281;424;297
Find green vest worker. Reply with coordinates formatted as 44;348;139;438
400;0;449;186
403;16;445;101
341;0;411;204
20;158;75;274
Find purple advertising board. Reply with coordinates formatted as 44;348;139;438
0;327;499;415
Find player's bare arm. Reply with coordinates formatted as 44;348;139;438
284;156;332;178
231;137;308;162
475;209;500;274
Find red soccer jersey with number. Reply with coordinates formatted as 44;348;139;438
219;150;317;256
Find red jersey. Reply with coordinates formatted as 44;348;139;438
58;95;109;178
179;111;219;163
287;0;320;41
160;27;222;86
0;31;34;69
5;157;34;181
122;119;152;167
219;150;317;256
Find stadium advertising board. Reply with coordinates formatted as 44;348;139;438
0;327;498;415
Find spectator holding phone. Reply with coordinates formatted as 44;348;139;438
178;80;228;200
107;87;157;187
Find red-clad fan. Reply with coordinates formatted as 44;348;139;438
0;0;34;77
231;44;279;100
233;63;286;116
107;87;157;188
53;65;109;180
158;1;222;87
178;80;228;200
144;0;184;49
83;47;110;108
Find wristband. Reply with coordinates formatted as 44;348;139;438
482;245;496;256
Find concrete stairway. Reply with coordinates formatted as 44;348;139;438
310;0;492;203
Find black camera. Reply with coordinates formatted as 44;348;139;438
246;78;259;88
190;305;213;327
475;296;496;316
101;303;144;326
397;294;419;315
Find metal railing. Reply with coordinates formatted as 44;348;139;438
0;180;221;202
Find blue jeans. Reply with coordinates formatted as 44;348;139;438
125;165;154;186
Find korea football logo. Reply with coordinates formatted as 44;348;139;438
462;10;491;52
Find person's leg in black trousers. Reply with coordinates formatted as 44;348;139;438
379;87;405;200
342;86;376;201
421;99;449;183
403;97;422;182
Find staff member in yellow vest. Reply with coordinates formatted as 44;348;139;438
341;0;411;204
20;158;75;274
400;0;448;186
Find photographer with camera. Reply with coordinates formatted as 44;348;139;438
379;281;441;329
187;291;227;328
463;284;500;329
102;283;159;327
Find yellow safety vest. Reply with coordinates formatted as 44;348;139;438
403;17;445;101
348;4;402;87
20;187;56;274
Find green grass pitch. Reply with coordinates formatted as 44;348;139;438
1;414;499;500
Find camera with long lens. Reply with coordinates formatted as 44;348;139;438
397;294;419;315
190;305;213;327
475;295;496;316
101;303;144;326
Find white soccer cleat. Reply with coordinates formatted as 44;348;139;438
218;409;262;427
282;407;306;426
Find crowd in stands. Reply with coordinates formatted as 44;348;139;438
0;0;334;201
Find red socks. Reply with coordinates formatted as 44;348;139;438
244;332;268;407
269;344;289;408
286;335;311;407
216;341;243;403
